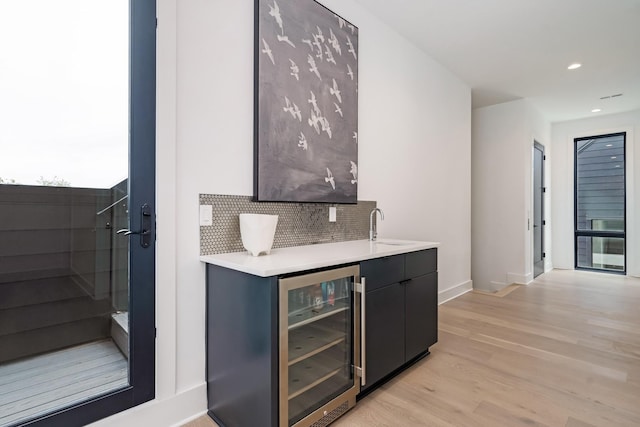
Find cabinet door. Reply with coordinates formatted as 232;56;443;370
364;283;405;389
360;255;404;291
405;272;438;361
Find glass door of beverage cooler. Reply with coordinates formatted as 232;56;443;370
279;265;361;427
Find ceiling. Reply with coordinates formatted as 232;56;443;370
354;0;640;123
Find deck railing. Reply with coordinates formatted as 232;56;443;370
0;180;128;363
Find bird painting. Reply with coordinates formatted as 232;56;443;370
315;26;325;43
347;64;354;81
277;34;296;48
307;54;321;80
329;79;342;104
308;91;320;115
311;36;323;60
302;38;314;50
308;112;321;134
325;168;336;190
262;39;275;65
346;36;357;60
292;102;302;121
268;0;284;35
320;117;332;139
289;59;299;80
298;132;308;150
257;0;358;203
324;45;336;65
283;96;302;121
283;96;294;115
349;161;358;184
328;28;342;55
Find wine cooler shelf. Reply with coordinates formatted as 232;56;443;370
288;347;346;400
288;299;349;330
288;373;348;424
288;324;346;366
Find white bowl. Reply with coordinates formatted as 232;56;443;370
239;213;279;256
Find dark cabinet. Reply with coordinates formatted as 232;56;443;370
405;272;437;360
364;283;405;387
204;246;438;424
360;249;438;393
205;263;362;427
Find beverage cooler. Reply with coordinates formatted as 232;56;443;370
278;265;364;427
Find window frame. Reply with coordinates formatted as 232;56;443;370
573;132;626;274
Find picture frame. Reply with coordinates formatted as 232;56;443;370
254;0;359;203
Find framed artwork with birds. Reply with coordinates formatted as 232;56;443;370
254;0;358;203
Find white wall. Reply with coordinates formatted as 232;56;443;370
471;99;550;290
92;0;471;425
551;109;640;277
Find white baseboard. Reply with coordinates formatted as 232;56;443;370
488;281;507;291
507;272;533;285
172;410;209;427
89;383;207;427
552;264;573;270
438;280;472;304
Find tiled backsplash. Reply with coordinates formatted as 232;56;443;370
199;194;376;255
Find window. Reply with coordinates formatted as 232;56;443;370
574;133;626;273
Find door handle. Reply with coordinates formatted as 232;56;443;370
116;229;150;236
355;277;366;387
116;204;152;248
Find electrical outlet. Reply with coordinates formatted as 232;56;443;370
200;205;213;226
329;206;337;222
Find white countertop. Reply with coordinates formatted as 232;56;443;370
200;239;439;277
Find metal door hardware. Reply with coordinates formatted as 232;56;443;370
116;203;152;248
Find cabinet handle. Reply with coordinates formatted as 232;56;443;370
355;277;366;386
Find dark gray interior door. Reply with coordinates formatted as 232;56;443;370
533;142;545;278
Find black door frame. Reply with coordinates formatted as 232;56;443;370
23;1;156;425
533;141;545;278
574;132;626;274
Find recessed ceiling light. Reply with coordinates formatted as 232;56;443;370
592;108;601;113
606;144;613;147
611;156;617;159
568;63;582;70
615;165;621;168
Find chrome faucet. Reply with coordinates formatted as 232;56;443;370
369;208;384;241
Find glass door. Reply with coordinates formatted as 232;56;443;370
574;133;626;273
0;1;155;426
279;265;361;427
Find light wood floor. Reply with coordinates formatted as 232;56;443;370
186;269;640;427
0;340;128;427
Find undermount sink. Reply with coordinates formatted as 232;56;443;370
373;240;413;246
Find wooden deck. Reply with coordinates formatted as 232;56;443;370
0;340;127;426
